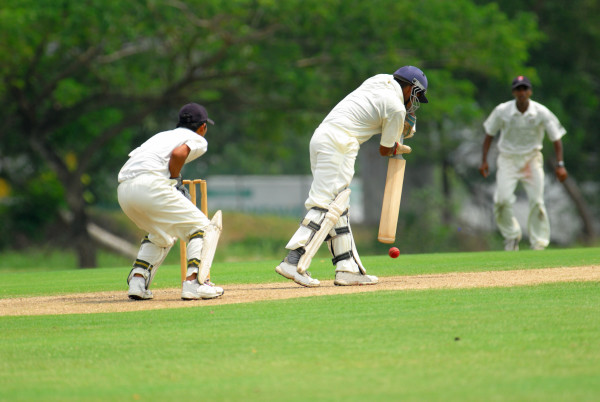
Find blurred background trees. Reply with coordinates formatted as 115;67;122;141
0;0;597;267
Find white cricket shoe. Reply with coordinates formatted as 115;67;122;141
334;271;378;286
128;276;153;300
181;280;224;300
275;259;320;287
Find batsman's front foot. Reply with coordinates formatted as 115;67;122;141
334;271;378;286
276;259;320;287
181;279;224;300
128;276;154;300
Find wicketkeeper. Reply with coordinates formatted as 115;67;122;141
118;103;224;300
276;66;429;287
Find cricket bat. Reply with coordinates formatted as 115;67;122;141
378;153;406;244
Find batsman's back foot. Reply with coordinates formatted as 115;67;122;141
334;272;378;286
276;259;320;287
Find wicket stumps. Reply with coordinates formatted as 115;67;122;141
180;179;208;282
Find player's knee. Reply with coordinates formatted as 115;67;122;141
493;200;510;213
530;202;547;219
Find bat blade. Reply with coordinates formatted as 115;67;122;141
378;155;406;244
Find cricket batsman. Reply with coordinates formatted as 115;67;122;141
117;103;224;300
276;66;429;287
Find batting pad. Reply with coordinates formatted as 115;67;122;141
327;214;366;275
127;240;171;288
197;210;222;284
297;189;351;274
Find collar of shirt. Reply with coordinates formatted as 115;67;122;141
510;99;538;118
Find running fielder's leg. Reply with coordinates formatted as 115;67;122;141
494;154;522;251
327;212;378;286
522;152;550;250
127;236;172;300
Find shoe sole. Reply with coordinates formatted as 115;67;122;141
181;290;224;301
293;274;320;287
128;293;153;300
333;279;378;286
276;265;320;287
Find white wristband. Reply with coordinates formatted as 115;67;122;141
557;161;564;167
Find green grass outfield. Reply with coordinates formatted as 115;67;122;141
1;248;599;401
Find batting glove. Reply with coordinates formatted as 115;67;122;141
402;113;417;139
393;142;412;155
172;176;191;200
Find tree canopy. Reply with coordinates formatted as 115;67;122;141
0;0;596;266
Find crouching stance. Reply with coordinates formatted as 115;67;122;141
276;66;429;287
118;103;223;300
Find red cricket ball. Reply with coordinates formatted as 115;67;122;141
388;247;400;258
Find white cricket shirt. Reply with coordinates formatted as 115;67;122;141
118;127;208;182
318;74;407;147
483;99;566;155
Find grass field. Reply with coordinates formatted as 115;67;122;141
1;248;599;401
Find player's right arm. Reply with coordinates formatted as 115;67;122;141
480;105;504;178
479;134;494;178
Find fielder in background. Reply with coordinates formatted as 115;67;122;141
479;76;568;251
117;103;224;300
276;66;429;287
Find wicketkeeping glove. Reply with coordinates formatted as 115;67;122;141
173;176;191;200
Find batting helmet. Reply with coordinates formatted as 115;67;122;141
393;66;428;103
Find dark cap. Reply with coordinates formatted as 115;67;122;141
511;75;532;89
178;103;214;125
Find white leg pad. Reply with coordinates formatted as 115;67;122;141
327;214;366;274
297;189;351;274
186;235;204;269
127;237;171;288
197;210;222;284
285;208;326;250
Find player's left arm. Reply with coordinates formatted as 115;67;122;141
552;139;568;182
379;109;414;156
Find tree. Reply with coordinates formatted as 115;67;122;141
0;0;542;266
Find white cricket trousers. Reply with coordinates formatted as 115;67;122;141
493;151;550;248
286;128;359;251
118;173;210;248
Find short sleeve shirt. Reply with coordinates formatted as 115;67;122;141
318;74;407;147
118;127;208;182
483;99;566;155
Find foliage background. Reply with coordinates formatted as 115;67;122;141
0;0;598;267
